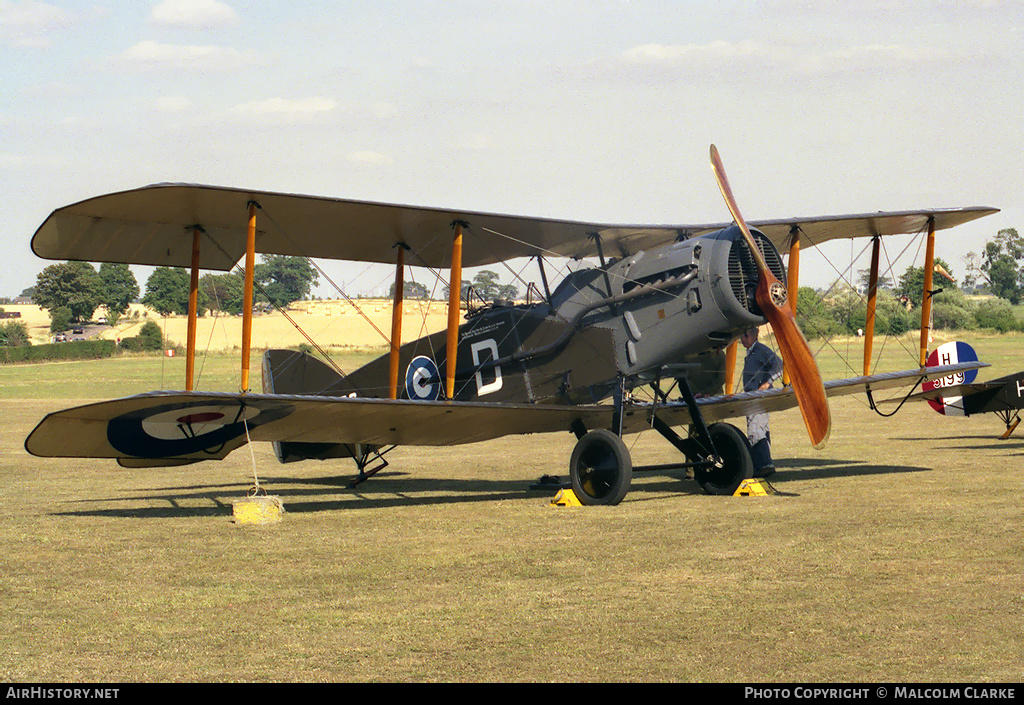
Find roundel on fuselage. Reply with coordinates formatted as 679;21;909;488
405;356;442;400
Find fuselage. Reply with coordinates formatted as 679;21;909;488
334;225;786;405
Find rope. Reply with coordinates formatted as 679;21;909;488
243;413;263;496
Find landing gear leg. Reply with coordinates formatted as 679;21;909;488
1000;411;1021;440
650;376;753;495
346;445;395;488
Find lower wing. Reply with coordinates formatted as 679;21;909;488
25;362;986;465
624;361;990;433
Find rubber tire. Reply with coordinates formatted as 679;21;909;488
569;429;632;506
696;422;754;496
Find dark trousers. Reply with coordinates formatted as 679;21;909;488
750;433;772;471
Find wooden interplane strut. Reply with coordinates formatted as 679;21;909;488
863;234;882;377
241;202;257;393
918;216;937;368
446;222;465;400
186;227;201;391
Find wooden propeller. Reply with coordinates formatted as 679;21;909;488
710;145;831;449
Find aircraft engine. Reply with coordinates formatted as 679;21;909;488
605;224;787;374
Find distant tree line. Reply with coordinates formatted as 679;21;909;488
964;228;1024;304
26;256;319;338
11;229;1023;352
797;248;1024;339
391;270;520;303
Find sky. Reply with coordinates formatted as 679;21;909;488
1;0;1021;300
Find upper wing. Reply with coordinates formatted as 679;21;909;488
31;182;998;270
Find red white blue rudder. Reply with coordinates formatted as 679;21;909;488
923;341;979;416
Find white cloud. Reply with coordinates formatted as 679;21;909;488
0;151;25;167
232;97;338;116
599;40;965;83
372;102;397;119
347;151;394;166
117;40;260;71
150;0;238;28
0;0;72;47
154;96;191;113
461;133;493;151
766;0;1017;13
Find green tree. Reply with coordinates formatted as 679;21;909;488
143;267;206;316
138;321;164;350
464;270;518;303
443;280;471;301
200;272;244;314
49;306;72;334
821;282;865;335
97;263;139;322
0;321;29;347
895;257;955;309
34;261;100;323
795;287;841;339
497;283;519;301
388;280;430;300
964;229;1024;304
927;286;976;331
850;289;916;336
254;255;319;307
857;268;893;290
974;298;1020;332
470;270;503;301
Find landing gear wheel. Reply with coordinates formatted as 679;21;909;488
569;429;632;505
695;422;753;496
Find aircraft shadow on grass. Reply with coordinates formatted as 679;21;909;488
895;434;1021;442
52;458;929;519
894;435;1024;454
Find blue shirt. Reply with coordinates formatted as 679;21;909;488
743;341;783;392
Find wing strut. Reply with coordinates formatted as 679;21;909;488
782;225;800;386
918;216;937;367
388;243;408;399
186;226;202;391
241;201;258;393
863;234;882;376
446;221;466;400
724;340;738;394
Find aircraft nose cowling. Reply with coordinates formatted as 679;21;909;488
694;224;788;334
607;226;784;373
720;225;787;318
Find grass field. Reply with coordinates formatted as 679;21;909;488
1;333;1022;682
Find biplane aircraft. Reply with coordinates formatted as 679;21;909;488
24;147;997;504
908;341;1024;439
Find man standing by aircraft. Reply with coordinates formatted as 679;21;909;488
741;326;783;477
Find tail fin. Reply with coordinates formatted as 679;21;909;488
262;349;368;463
922;341;978;415
262;349;354;396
